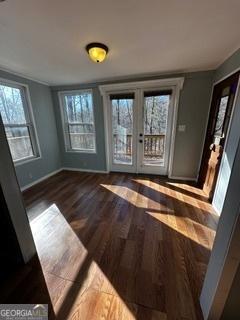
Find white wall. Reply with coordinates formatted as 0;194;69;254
200;138;240;319
0;114;36;262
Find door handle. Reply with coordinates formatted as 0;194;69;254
210;143;216;151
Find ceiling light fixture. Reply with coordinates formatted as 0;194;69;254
86;43;109;63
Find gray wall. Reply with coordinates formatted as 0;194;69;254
212;49;240;213
0;70;61;188
214;48;240;83
51;70;214;178
173;71;213;178
0;68;215;184
221;263;240;320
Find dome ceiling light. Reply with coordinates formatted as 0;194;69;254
86;43;109;63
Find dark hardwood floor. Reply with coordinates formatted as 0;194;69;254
6;171;218;319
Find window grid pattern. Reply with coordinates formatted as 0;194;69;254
60;91;96;153
0;83;39;162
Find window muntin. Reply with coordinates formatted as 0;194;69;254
60;91;96;152
0;83;39;163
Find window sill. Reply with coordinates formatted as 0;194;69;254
14;155;41;167
65;149;97;155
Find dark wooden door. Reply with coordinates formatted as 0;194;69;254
198;72;239;201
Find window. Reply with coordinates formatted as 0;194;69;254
0;82;40;163
214;95;229;138
59;90;96;153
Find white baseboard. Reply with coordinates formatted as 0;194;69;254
168;175;197;181
21;168;62;191
21;167;109;191
62;167;109;174
20;167;196;192
63;168;196;180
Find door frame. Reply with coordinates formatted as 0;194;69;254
105;88;138;173
197;67;240;181
99;77;184;176
197;72;240;198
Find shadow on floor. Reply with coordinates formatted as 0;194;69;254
22;171;217;319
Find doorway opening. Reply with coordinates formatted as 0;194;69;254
198;71;240;201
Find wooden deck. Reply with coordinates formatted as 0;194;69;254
1;171;218;319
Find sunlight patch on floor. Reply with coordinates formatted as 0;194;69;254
30;204;140;320
100;184;215;249
166;181;205;195
146;210;215;250
100;184;168;210
133;178;215;214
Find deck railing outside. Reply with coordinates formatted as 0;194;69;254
69;132;95;150
7;134;165;163
113;134;165;161
7;136;33;161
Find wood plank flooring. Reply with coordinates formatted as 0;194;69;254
21;171;217;319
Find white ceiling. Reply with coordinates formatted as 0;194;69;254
0;0;239;85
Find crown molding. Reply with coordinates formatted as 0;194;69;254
0;65;50;86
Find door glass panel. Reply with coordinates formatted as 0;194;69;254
214;95;229;144
143;91;171;166
111;94;134;165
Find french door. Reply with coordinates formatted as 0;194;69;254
106;87;175;175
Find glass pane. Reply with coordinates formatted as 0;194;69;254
63;92;96;151
64;93;94;124
0;85;27;124
143;94;170;166
111;98;133;164
5;126;33;161
69;124;95;151
214;95;229;140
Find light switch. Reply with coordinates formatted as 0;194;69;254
178;125;186;132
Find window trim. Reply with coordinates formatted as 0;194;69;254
0;78;41;165
58;89;97;154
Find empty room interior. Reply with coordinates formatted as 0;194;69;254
1;1;240;319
